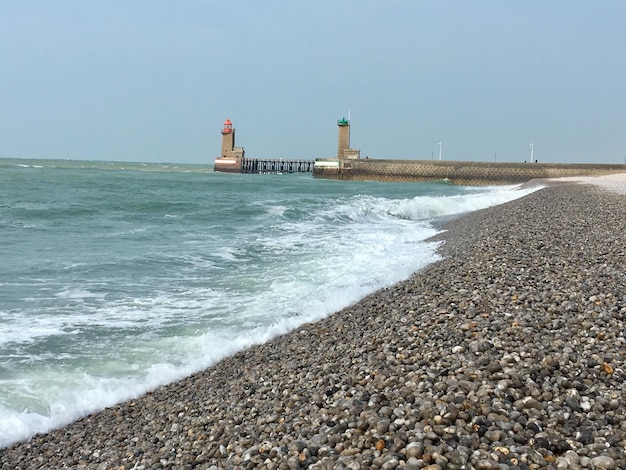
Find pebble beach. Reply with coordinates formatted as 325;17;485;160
2;181;626;470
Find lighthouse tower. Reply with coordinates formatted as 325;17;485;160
220;119;235;158
214;119;245;173
337;118;350;158
337;117;360;159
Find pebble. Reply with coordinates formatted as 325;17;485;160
591;455;617;470
1;183;625;469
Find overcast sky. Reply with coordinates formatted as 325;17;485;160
1;1;625;164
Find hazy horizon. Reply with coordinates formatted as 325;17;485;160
2;1;625;164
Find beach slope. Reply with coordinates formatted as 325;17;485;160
1;183;625;469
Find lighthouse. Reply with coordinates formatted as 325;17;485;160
337;118;350;158
220;119;244;159
336;117;360;159
214;119;245;173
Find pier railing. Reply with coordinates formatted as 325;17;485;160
242;158;314;174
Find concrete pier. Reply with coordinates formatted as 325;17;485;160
313;158;626;185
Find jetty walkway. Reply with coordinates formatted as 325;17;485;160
241;158;314;174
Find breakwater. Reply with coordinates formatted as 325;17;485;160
313;159;626;185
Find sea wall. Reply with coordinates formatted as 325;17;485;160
313;159;626;185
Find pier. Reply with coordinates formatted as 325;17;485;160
215;118;626;183
241;158;314;174
312;158;626;185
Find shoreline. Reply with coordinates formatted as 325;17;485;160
2;182;626;469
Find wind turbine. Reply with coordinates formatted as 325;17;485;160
438;141;442;160
530;143;534;162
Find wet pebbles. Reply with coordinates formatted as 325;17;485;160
2;183;625;469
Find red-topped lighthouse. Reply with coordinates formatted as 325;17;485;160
215;118;245;172
220;119;235;157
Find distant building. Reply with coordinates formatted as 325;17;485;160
214;119;245;172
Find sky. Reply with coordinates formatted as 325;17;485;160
1;1;625;164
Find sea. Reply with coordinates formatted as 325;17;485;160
0;157;540;448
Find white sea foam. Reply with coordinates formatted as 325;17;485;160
55;288;107;300
390;185;539;220
0;313;67;346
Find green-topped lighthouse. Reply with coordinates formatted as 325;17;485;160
337;118;350;158
337;117;360;159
